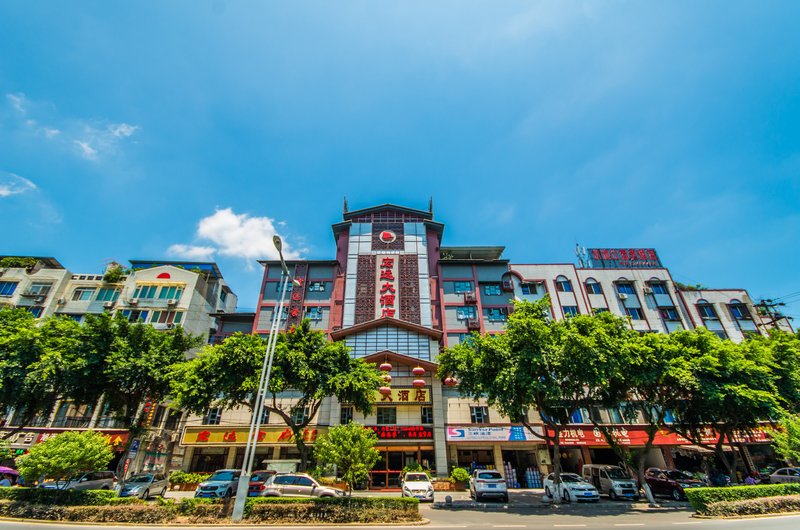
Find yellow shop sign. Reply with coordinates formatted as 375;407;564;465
181;426;326;446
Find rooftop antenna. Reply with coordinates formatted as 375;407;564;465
343;196;349;214
429;196;434;215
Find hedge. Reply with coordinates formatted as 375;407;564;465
246;497;420;524
705;495;800;517
0;488;140;506
686;484;800;514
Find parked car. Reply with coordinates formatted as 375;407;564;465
118;473;169;499
768;467;800;484
401;472;434;502
262;473;344;497
543;473;600;503
194;469;241;498
581;465;640;501
248;470;277;497
40;471;116;491
468;469;508;503
644;468;704;500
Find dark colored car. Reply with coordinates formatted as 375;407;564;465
645;468;704;500
248;470;277;497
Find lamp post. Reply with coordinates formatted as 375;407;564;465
232;235;293;522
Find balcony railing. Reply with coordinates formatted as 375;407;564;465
51;416;92;429
96;417;127;429
8;416;50;427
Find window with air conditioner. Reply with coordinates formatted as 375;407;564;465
617;283;635;295
132;285;158;299
158;286;183;300
650;282;668;295
72;287;95;301
27;282;52;296
453;281;474;294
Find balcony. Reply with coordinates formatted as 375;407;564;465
501;280;514;292
463;292;478;304
8;416;50;427
96;417;127;429
466;319;481;331
51;416;92;429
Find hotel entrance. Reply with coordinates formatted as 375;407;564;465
369;445;435;489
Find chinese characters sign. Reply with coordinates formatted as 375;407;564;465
446;425;542;441
588;248;662;269
376;255;398;319
373;386;430;404
546;426;770;447
181;426;326;446
368;425;433;440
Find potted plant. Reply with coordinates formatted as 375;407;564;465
450;467;470;491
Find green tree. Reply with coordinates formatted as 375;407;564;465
170;321;382;470
768;415;800;465
15;430;113;487
313;422;380;495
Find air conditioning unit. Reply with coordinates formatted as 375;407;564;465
103;301;114;309
617;293;628;300
34;295;45;303
169;432;179;442
167;299;177;306
56;298;66;305
643;287;654;295
166;323;175;329
128;298;138;305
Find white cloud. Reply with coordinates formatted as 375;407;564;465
0;173;37;198
6;93;26;113
168;208;302;266
43;127;61;138
167;244;216;261
108;123;139;138
74;140;98;160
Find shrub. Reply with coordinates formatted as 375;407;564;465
176;497;223;515
706;495;800;517
686;484;800;514
168;470;210;486
14;430;114;484
450;467;470;483
63;505;176;523
0;488;139;506
0;499;66;520
245;496;419;523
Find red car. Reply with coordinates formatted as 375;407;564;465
248;470;277;497
644;468;704;500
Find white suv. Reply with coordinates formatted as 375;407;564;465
469;470;508;502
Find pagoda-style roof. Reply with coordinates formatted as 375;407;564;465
342;203;433;222
330;316;443;341
362;350;438;370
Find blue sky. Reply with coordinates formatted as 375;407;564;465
1;1;798;319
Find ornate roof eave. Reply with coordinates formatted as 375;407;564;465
330;316;443;341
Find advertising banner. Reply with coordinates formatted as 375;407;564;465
446;425;542;442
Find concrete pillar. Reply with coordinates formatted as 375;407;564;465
430;380;448;478
662;447;675;469
328;397;341;427
493;444;504;472
182;447;194;471
581;446;592;466
272;446;281;459
224;447;237;469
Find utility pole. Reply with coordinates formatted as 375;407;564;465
755;299;791;331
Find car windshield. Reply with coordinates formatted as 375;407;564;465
478;472;503;480
209;471;236;481
127;475;154;483
665;470;692;480
561;474;581;482
405;473;429;482
252;472;272;482
68;474;86;482
606;468;630;479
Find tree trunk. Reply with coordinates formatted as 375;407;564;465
635;449;657;506
551;426;563;504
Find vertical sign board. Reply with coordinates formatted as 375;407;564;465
375;251;399;319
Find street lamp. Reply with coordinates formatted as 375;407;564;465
232;235;294;521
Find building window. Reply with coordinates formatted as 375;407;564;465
730;304;751;320
0;281;18;297
660;308;679;321
377;407;397;425
697;304;718;319
453;281;473;294
164;409;182;430
158;286;184;300
711;330;728;340
27;282;52;296
593;308;609;314
275;281;293;292
483;284;502;296
95;287;120;302
485;308;508;322
617;283;635;295
27;306;44;318
340;406;353;425
626;307;644;320
650;282;668;295
555;277;573;292
260;407;270;424
563;306;579;317
421;406;433;425
456;306;477;321
470;406;489;424
220;290;228;303
150;310;183;325
585;281;602;295
521;283;538;295
306;307;323;321
608;407;624;424
202;407;222;425
72;288;95;301
308;282;326;292
121;309;149;322
151;405;167;428
132;285;158;299
292;407;310;425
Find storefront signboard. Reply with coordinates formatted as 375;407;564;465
181;426;326;446
373;386;430;404
446;425;542;442
367;426;433;440
588;248;662;269
545;426;770;447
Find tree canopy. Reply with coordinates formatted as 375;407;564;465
15;430;113;486
314;422;380;495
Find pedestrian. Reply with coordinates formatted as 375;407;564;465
0;474;11;487
744;473;757;486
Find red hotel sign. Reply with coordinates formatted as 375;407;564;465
377;255;398;319
546;426;770;447
368;426;433;440
588;248;662;269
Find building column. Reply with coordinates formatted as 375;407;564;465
493;444;504;472
224;447;237;469
581;446;592;467
430;380;448;478
661;447;676;469
182;447;194;471
272;446;281;459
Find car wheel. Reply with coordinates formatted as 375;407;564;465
672;489;682;501
475;493;482;502
562;491;571;503
142;489;150;500
224;489;232;499
502;494;509;503
609;489;617;501
634;495;641;502
160;487;167;497
545;486;552;498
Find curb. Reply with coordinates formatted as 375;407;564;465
693;511;800;520
0;516;430;527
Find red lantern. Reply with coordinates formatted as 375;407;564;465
382;373;392;384
412;366;425;377
444;377;457;387
379;386;392;395
412;379;425;388
379;362;392;372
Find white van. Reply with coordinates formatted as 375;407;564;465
581;465;640;501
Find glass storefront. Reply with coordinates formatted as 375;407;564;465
369;445;434;488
